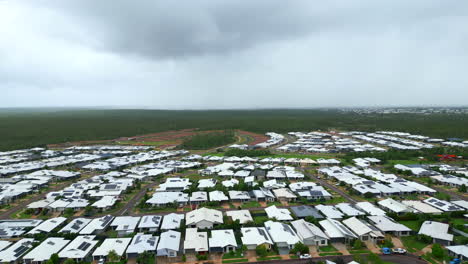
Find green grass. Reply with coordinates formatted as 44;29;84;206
400;236;428;253
319;252;343;256
318;245;338;252
240;201;261;209
257;256;282;261
222;250;244;259
398;220;422;231
222;258;249;263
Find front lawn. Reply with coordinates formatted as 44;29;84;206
222;259;249;263
319;252;343;256
400;236;427;253
222;250;244;259
318;245;338;252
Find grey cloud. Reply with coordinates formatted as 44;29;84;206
0;0;468;108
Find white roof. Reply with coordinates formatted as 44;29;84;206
60;218;92;233
226;210;253;224
228;190;251;200
92;196;117;208
126;233;159;254
446;245;468;259
423;197;465;212
452;200;468;210
209;229;238;248
59;235;98;259
241;227;273;246
291;219;328;241
79;215;114;234
161;213;184;230
24;237;70;262
335;203;365;216
28;217;67;234
93;238;132;257
265;205;293;221
378;198;415;214
147;191;189;205
272;188;297;199
157;230;181;252
0;239;35;262
319;218;357;239
355;202;386;216
402;200;442;214
138;215;162;229
367;215;411;232
342;217;383;238
418;221;453;242
209;190;229;202
264;221;301;245
111;216;141;232
184;228;208;252
0;240;11;251
186;207;223;226
316;205;344;219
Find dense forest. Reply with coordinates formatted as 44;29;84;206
179;131;236;150
0;108;467;151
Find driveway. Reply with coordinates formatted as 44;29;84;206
332;243;350;255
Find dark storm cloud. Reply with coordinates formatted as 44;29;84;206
1;0;468;108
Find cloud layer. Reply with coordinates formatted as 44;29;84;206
1;0;467;108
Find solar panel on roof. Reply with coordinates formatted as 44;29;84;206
13;246;29;257
78;242;91;251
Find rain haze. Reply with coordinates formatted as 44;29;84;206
1;0;468;109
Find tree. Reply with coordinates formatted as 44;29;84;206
367;252;383;264
459;184;467;193
107;250;120;263
353;239;363;250
256;245;268;257
290;242;309;255
50;253;60;264
64;259;75;264
431;243;444;259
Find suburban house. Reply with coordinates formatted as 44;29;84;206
418;221;453;245
186;207;223;229
446;245;468;261
290;205;324;219
209;229;238;253
228;190;252;202
342;217;384;243
291;219;329;246
126;233;159;259
157;230;181;258
138;215;162;232
265;205;293;221
272;188;297;202
249;188;275;202
226;210;253;224
0;239;35;263
367;216;411;236
79;215;114;235
184;228;208;254
59;218;92;234
58;235;99;262
209;191;229;202
23;237;70;264
264;221;301;255
110;216;141;237
92;238;132;261
160;213;184;230
319;218;357;244
240;227;273;250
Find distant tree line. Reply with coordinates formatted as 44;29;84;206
0;109;467;151
179;131;236;150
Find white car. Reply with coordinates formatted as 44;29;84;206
300;254;311;259
98;258;105;264
392;248;407;254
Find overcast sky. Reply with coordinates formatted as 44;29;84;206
1;0;467;109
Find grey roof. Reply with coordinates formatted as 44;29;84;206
290;205;324;219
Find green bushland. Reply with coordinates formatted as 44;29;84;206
0;108;467;151
179;131;236;150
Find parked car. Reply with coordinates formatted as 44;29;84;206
382;247;392;255
392;248;407;254
98;258;105;264
300;254;311;259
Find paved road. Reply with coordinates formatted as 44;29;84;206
300;168;361;204
244;254;427;264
